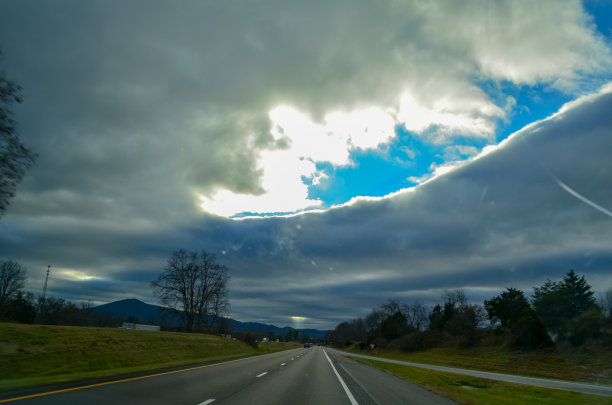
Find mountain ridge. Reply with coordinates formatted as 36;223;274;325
92;298;327;338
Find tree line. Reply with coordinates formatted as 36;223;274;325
0;260;122;326
0;248;232;334
327;270;612;351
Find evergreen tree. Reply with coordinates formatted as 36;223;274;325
484;287;531;328
485;287;551;348
532;270;600;343
532;279;566;338
562;270;596;317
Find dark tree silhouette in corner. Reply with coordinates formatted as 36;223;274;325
1;49;36;216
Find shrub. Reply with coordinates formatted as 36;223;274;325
567;307;604;346
243;331;258;349
399;330;442;352
509;313;552;349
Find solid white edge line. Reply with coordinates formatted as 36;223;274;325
256;372;268;378
198;400;215;405
323;350;358;405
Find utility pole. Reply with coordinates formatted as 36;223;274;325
42;265;50;307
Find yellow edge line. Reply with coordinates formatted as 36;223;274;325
0;356;254;403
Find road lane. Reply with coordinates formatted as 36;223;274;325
218;346;352;404
1;349;309;405
328;351;457;405
1;346;458;404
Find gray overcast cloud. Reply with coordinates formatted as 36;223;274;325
1;1;611;329
2;88;611;328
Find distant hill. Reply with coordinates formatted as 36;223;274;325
92;298;173;324
92;298;327;338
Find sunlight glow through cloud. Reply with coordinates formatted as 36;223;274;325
190;0;612;219
199;106;398;217
198;96;510;218
58;268;98;281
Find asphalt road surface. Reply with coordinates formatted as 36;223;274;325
1;347;456;405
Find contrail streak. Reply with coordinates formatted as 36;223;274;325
552;176;612;219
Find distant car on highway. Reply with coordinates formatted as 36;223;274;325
304;343;313;348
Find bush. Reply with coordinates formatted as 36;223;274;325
567;307;604;346
371;336;389;349
3;292;35;323
509;313;552;349
243;332;258;349
398;330;442;352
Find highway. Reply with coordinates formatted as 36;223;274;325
0;347;456;404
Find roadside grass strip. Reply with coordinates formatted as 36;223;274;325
0;323;300;393
360;359;612;405
346;343;612;385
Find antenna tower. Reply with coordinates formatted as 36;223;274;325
42;265;51;305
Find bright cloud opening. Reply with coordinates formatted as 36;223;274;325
198;95;508;218
193;0;612;220
398;87;505;138
199;106;398;217
57;268;98;281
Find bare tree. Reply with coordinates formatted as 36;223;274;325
403;302;429;331
208;272;229;329
365;307;386;333
444;289;468;308
0;260;27;312
151;249;229;332
194;250;229;330
380;300;401;316
599;288;612;319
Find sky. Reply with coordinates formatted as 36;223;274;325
1;0;612;330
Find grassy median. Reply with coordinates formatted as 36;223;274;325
0;322;299;392
359;359;612;405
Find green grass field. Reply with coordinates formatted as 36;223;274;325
344;340;612;404
0;322;299;392
360;359;612;405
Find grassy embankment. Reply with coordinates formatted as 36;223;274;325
0;322;299;392
342;341;612;404
346;340;612;383
360;359;612;405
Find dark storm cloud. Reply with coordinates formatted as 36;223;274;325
1;1;612;329
2;87;611;328
211;90;612;327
